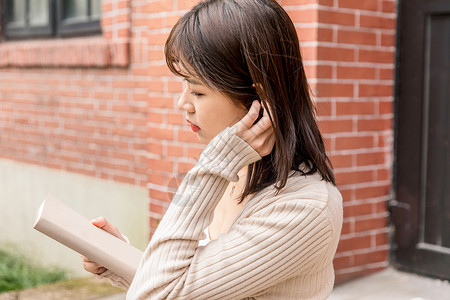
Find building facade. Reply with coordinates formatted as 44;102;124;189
1;0;399;283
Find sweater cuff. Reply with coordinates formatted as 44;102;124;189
197;127;262;181
96;269;130;290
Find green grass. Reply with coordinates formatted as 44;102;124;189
0;247;67;292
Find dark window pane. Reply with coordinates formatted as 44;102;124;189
9;0;26;27
30;0;49;26
91;0;101;20
64;0;88;23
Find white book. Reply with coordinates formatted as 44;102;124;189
33;194;143;283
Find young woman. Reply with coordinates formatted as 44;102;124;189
83;0;343;299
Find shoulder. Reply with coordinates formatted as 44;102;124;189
261;171;342;211
245;171;343;230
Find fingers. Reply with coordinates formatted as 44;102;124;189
231;100;276;157
81;255;107;275
239;100;261;129
91;217;126;242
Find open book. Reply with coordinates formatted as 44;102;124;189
33;194;143;283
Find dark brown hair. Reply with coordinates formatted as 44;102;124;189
165;0;335;203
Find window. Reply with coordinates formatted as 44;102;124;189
1;0;101;40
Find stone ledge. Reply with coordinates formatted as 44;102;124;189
0;37;129;68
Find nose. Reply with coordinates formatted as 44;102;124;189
178;87;195;113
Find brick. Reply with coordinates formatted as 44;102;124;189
316;83;354;97
298;27;333;43
338;0;378;11
374;200;389;213
337;66;376;80
178;161;196;173
282;0;328;5
355;185;390;199
148;49;165;61
148;158;174;173
148;112;164;123
318;46;355;62
177;0;197;10
381;33;396;46
318;10;355;26
317;65;334;79
356;151;386;166
359;49;394;64
167;145;183;157
343;203;372;218
112;174;135;185
357;118;392;131
177;129;199;143
360;15;396;29
167;80;183;93
380;67;395;80
149;96;174;108
297;27;316;42
318;119;353;134
149;200;165;214
287;9;317;23
338;29;377;45
148;142;163;155
338;187;353;202
337;235;371;252
382;0;396;13
147;65;172;76
144;0;172;14
148;81;165;92
187;146;203;159
335;169;375;185
335;135;374;150
300;46;317;61
341;220;352;235
333;255;353;270
336;101;376;115
377;168;391;181
315;100;332;116
329;154;353;169
167;113;184;125
147;127;174;140
375;232;389;246
355;216;387;232
146;32;170;45
359;84;393;97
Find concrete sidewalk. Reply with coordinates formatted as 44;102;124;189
329;267;450;300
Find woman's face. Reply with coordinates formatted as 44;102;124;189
178;77;248;144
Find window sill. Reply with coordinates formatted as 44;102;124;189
0;36;129;68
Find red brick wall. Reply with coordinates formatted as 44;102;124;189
288;0;396;282
0;0;147;186
0;0;396;284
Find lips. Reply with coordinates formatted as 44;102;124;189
186;119;201;132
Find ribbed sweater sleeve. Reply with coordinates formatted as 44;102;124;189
127;127;262;299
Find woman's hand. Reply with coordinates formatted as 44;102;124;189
231;100;275;157
81;217;126;275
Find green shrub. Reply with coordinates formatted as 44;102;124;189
0;248;67;292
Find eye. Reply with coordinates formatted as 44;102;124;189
191;91;204;97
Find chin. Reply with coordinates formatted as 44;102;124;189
196;134;211;145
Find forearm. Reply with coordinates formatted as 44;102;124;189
127;127;261;299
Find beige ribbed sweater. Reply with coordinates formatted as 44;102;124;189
105;127;342;299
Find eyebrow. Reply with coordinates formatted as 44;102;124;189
185;78;203;86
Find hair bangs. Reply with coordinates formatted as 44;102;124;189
165;10;212;86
